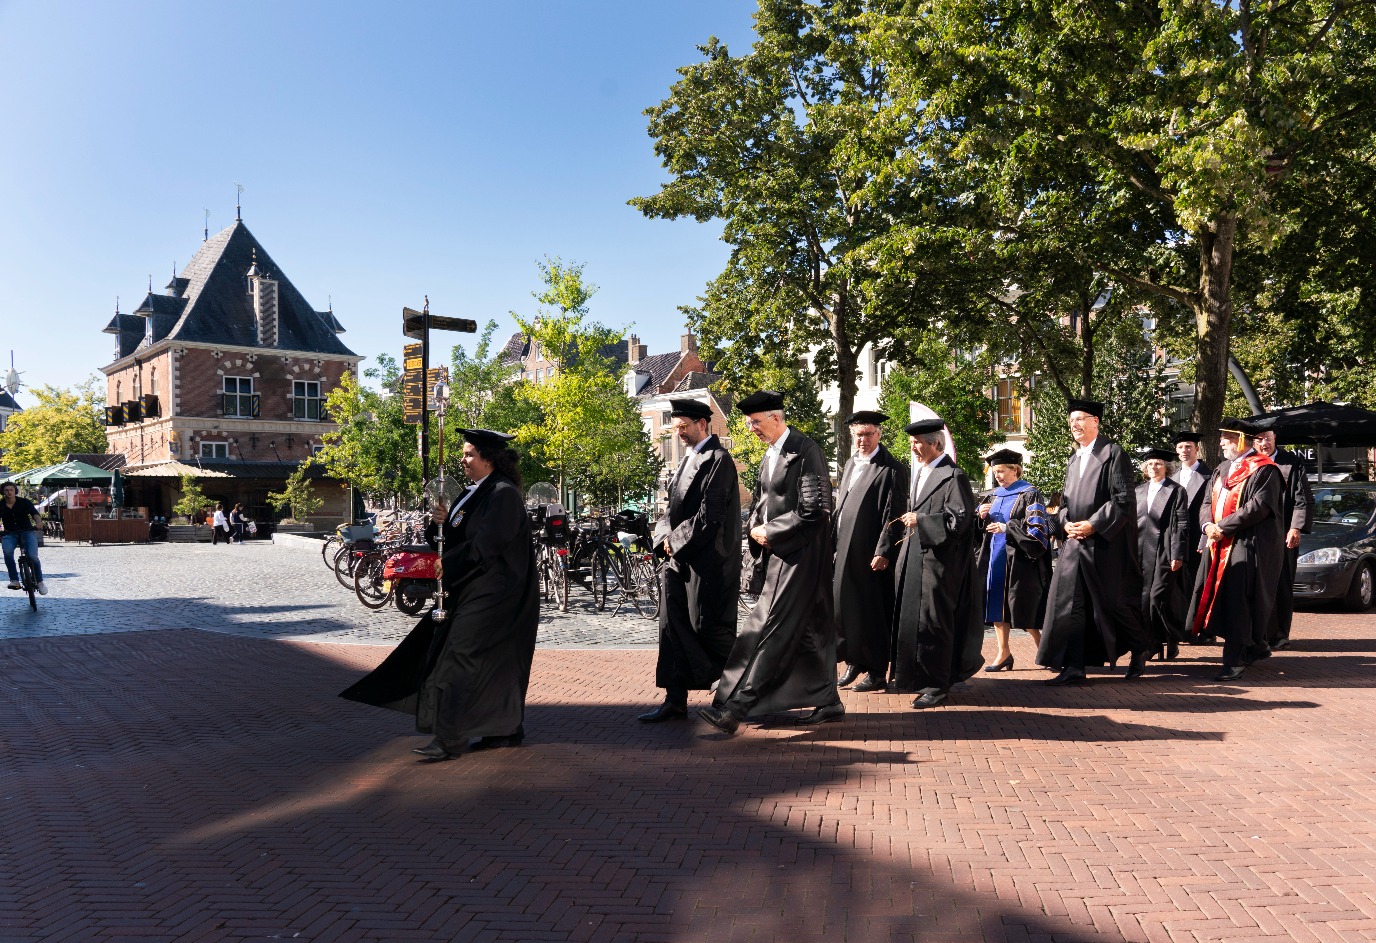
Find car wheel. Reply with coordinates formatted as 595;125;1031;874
1343;560;1375;612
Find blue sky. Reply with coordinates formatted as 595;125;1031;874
0;0;758;399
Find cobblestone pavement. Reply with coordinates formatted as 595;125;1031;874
0;540;658;647
3;540;1376;942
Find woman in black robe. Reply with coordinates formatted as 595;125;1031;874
1135;448;1189;661
975;449;1050;672
340;429;540;761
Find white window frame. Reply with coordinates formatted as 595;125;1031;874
200;442;229;459
293;380;322;421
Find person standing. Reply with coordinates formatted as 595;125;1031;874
1136;448;1188;661
832;411;908;693
698;391;841;735
211;503;230;545
639;399;741;723
890;418;984;708
341;429;540;760
976;449;1050;673
1188;420;1283;682
1171;432;1213;613
1253;429;1313;649
1038;399;1151;685
1;481;47;595
229;503;246;543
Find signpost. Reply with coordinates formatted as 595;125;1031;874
400;299;476;483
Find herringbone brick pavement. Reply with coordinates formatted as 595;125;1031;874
1;610;1373;942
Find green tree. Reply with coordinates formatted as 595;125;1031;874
480;382;553;488
510;260;660;507
1022;383;1070;496
317;356;422;507
268;463;324;523
632;0;935;462
865;0;1376;458
1092;328;1178;460
878;335;1001;481
720;356;835;491
446;319;518;430
171;474;209;523
0;378;107;471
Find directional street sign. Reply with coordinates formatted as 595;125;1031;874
401;302;477;479
403;308;477;339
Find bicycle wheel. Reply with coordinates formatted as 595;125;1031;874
19;559;36;611
333;544;359;589
321;535;342;568
633;557;660;620
590;552;608;611
353;552;393;609
556;552;570;612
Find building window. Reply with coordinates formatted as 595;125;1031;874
867;350;879;388
996;378;1024;434
223;377;256;417
293;380;322;420
200;442;229;459
150;367;158;397
311;444;326;457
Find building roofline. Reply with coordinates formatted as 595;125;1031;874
100;338;364;375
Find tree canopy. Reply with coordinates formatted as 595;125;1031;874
0;378;107;472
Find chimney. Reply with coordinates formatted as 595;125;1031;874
681;332;698;354
628;334;648;365
247;251;279;347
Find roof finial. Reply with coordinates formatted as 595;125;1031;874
234;183;244;222
148;274;153;293
247;247;260;278
203;208;210;241
328;294;333;312
115;296;120;314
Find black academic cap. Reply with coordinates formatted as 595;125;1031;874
458;428;517;448
668;399;712;421
736;390;785;414
844;410;889;426
1066;398;1105;418
1171;430;1203;445
1143;448;1177;463
1219;417;1255;437
904;418;946;436
984;448;1025;467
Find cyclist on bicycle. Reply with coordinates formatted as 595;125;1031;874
1;481;47;595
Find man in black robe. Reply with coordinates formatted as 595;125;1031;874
832;410;908;693
340;429;540;761
1172;431;1212;606
890;418;984;709
1253;429;1313;650
699;390;840;735
1136;447;1188;660
639;398;741;722
1187;420;1284;682
1038;399;1151;685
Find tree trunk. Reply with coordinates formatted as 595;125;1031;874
1191;213;1238;466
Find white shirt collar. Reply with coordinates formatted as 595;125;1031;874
767;427;791;453
854;445;879;463
691;435;713;454
1077;437;1098;455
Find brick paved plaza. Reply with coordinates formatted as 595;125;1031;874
2;541;1375;942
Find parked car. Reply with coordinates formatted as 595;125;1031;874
1293;483;1376;611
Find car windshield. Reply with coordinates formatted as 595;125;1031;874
1311;488;1376;529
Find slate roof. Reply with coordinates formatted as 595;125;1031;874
103;222;356;367
0;390;20;411
673;370;719;392
499;332;529;364
65;453;127;471
628;351;685;397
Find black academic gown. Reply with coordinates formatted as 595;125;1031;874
1175;460;1212;598
1187;456;1284;667
652;434;742;693
832;444;908;676
975;485;1052;630
1267;448;1313;643
1136;478;1188;646
340;474;540;745
714;430;837;718
891;455;985;695
1037;438;1150;670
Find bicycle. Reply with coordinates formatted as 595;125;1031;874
15;538;38;611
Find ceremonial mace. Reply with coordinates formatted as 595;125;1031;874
427;380;460;622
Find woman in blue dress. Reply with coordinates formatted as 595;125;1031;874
975;449;1052;671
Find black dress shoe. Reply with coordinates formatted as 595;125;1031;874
911;692;947;709
837;665;861;687
412;738;457;762
1271;638;1291;651
1165;641;1180;661
472;725;525;750
984;655;1014;673
1045;668;1086;686
1124;650;1148;680
851;674;886;693
637;703;688;723
1214;666;1245;682
796;702;845;725
697;706;740;735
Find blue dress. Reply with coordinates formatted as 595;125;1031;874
983;480;1042;623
